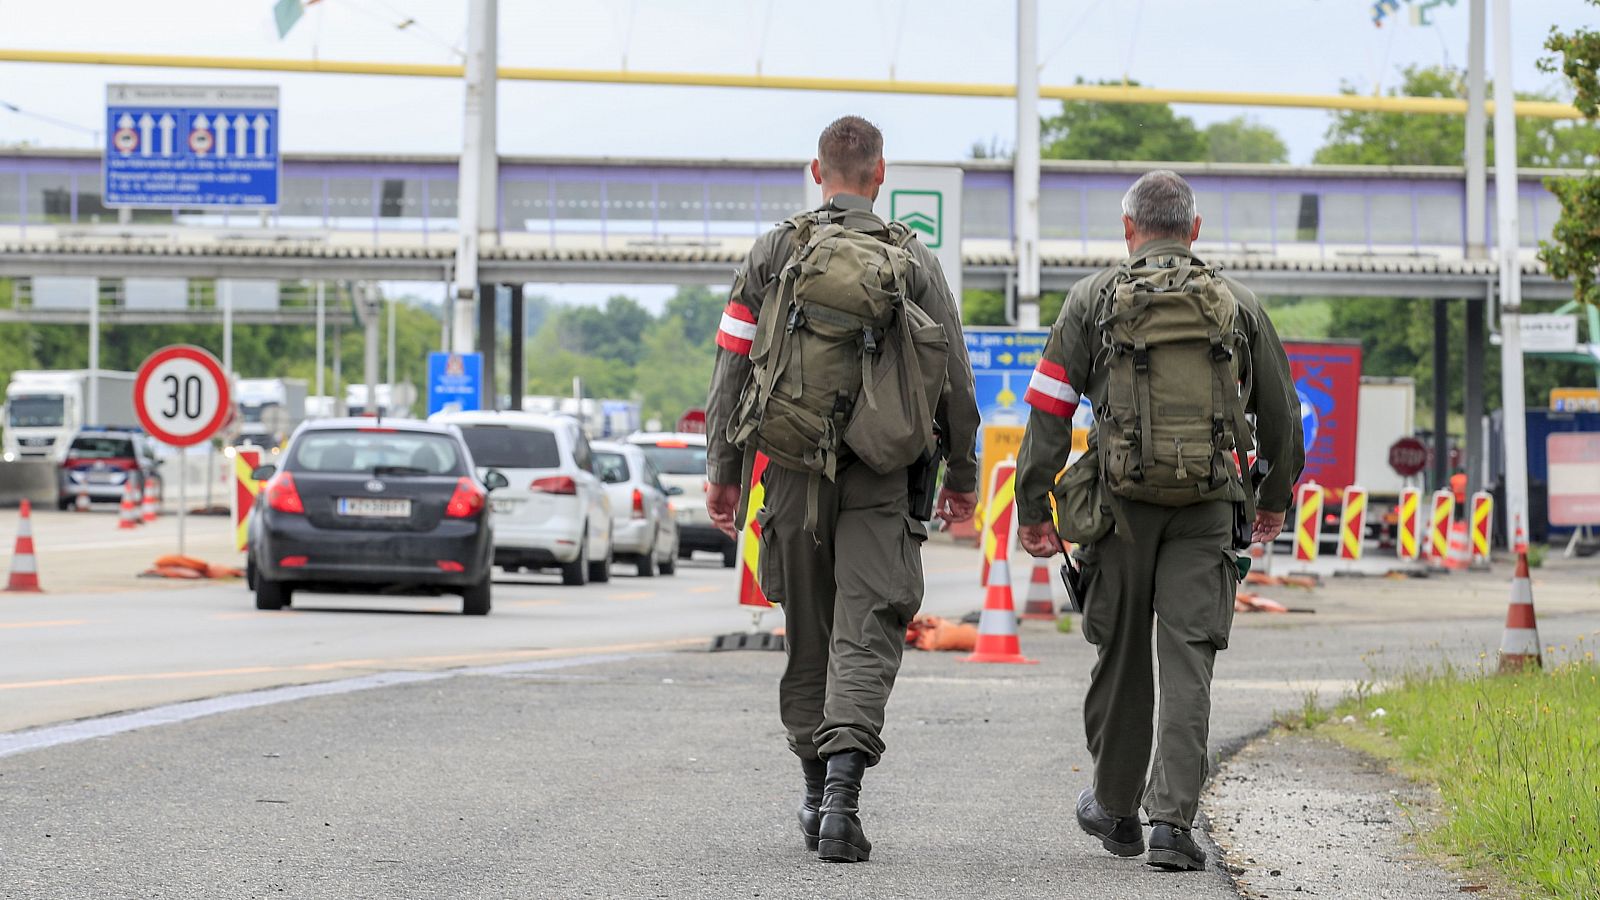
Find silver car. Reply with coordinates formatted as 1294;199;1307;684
592;441;681;577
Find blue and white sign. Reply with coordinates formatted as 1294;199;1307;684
104;84;280;208
427;352;483;416
965;327;1092;457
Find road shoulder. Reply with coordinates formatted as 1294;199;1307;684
1206;730;1510;899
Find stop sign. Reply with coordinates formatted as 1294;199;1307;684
1388;437;1428;477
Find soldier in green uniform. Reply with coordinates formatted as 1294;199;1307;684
1015;170;1304;872
704;116;980;863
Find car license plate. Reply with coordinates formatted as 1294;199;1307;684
338;497;411;518
87;473;116;484
491;499;515;515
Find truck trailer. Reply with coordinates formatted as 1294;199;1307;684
3;370;139;462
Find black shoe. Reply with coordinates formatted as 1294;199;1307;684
1075;787;1145;857
798;757;826;851
816;751;872;863
1147;823;1206;871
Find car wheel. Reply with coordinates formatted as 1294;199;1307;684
589;535;613;583
461;574;491;616
636;536;658;578
255;576;291;611
246;556;258;591
561;536;590;586
722;544;737;568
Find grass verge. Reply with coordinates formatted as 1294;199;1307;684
1316;653;1599;899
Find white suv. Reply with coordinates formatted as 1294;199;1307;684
627;432;736;568
432;411;614;585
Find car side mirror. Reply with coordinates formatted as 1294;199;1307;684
483;469;510;491
664;485;684;496
251;464;277;481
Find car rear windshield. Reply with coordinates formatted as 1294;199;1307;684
457;425;562;469
291;430;463;475
68;436;135;459
593;451;630;484
638;443;707;476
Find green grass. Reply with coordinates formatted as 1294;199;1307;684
1323;651;1600;898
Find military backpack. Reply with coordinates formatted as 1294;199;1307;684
728;211;949;524
1091;253;1256;509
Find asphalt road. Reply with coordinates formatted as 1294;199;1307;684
2;535;1597;898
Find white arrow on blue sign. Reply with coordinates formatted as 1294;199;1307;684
104;84;280;209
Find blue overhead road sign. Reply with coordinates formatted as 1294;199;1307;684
104;84;280;208
428;352;483;416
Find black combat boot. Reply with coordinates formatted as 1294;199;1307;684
816;750;871;863
1147;823;1206;871
798;757;826;851
1075;787;1145;857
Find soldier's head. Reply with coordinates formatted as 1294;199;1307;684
811;116;886;201
1121;170;1202;252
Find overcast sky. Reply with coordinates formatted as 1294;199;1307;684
1;0;1592;163
2;0;1594;308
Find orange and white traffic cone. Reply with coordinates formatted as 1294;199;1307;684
1497;552;1542;673
5;499;42;592
1019;557;1058;621
118;481;139;530
74;484;90;512
1444;520;1473;571
141;478;159;524
963;532;1037;665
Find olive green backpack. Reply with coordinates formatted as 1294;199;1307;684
1092;253;1255;511
728;211;949;526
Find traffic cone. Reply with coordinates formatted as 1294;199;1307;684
141;478;159;524
118;481;139;530
5;499;42;592
962;535;1037;665
1444;520;1472;571
74;484;90;512
1019;557;1058;622
1497;552;1542;673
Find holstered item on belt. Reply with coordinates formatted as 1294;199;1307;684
1232;458;1272;550
1059;563;1085;614
907;428;945;522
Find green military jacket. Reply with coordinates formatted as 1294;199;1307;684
705;192;980;494
1015;238;1305;526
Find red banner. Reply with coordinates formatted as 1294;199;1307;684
1283;341;1363;493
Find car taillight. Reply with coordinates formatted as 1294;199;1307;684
632;488;645;519
447;477;487;518
265;472;305;514
531;476;577;495
280;555;308;568
436;560;465;573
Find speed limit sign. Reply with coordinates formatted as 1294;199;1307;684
135;345;233;447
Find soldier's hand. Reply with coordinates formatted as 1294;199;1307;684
1252;508;1287;544
934;489;977;524
1018;522;1065;558
706;483;742;539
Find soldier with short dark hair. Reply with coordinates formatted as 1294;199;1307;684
1016;169;1304;872
705;115;980;864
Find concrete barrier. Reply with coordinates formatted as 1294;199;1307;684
0;461;59;509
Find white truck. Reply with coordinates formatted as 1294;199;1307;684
346;383;416;419
520;395;641;439
233;378;309;448
2;370;139;462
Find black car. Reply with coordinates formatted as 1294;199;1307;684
57;428;163;509
247;419;508;615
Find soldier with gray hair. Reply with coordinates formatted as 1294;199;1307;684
1014;169;1304;871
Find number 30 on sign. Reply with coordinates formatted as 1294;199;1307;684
134;345;233;447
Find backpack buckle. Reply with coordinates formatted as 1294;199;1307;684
786;306;802;335
862;327;878;354
1132;347;1150;373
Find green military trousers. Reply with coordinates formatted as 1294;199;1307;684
1077;499;1239;828
757;460;927;765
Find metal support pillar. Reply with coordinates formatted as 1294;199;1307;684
1465;0;1488;260
87;281;100;422
451;0;499;355
314;281;325;406
1013;0;1041;329
1492;0;1530;551
386;293;397;390
1464;297;1486;495
508;283;524;413
1433;298;1451;491
363;285;380;417
478;282;497;410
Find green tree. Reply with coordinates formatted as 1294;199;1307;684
1314;65;1600;168
633;315;715;425
1041;79;1207;162
1541;9;1600;307
663;285;727;346
555;295;652;367
1203;116;1289;164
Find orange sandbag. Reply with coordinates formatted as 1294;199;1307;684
1244;572;1283;587
1235;591;1289;613
205;564;245;579
905;615;978;652
144;565;205;579
154;554;210;572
